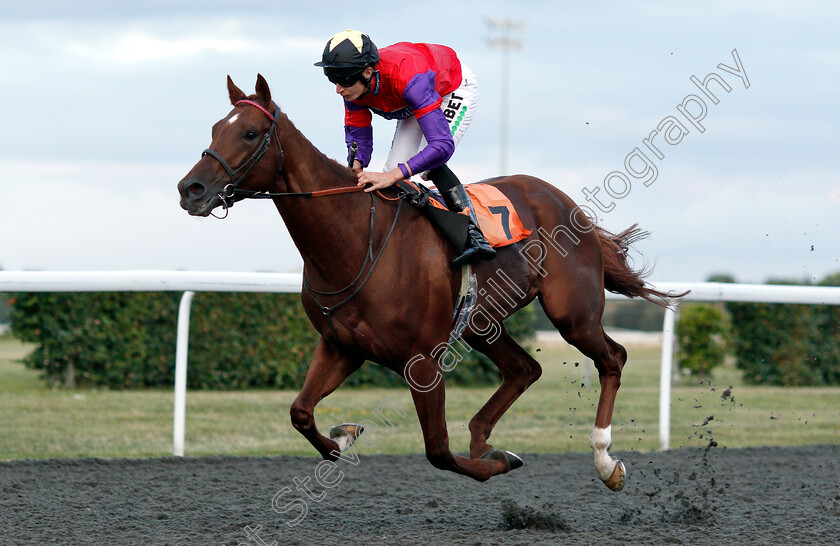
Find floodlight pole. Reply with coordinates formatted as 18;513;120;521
485;17;525;176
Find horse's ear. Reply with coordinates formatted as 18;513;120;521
227;75;247;105
255;73;272;105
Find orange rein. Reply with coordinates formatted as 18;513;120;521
303;183;403;202
316;171;402;202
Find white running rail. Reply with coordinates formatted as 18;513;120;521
2;272;839;454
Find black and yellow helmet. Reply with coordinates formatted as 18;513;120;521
315;30;379;86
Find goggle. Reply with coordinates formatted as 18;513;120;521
324;68;364;88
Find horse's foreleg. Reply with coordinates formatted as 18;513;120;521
464;330;541;459
289;338;363;460
407;356;519;481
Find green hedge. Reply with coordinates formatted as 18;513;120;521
0;294;9;324
8;291;535;390
725;274;840;386
10;292;182;388
675;303;731;378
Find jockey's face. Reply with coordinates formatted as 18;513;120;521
335;67;374;101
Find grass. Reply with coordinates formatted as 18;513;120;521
1;335;838;461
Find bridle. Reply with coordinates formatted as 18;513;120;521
201;99;375;218
199;98;405;319
201;99;285;216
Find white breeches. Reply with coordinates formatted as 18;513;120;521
383;66;478;178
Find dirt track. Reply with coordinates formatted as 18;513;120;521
2;445;839;545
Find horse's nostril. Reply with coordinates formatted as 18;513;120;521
187;182;206;198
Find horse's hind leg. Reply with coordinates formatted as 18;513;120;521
539;292;628;492
289;338;364;460
587;331;628;491
464;328;542;460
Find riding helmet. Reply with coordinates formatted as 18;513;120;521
315;30;379;85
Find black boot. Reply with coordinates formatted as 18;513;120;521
428;165;497;267
444;186;497;267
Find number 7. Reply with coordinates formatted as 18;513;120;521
488;206;513;239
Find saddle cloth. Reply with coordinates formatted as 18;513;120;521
428;184;531;248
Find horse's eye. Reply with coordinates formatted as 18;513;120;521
244;130;259;141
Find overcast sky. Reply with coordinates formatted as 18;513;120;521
1;1;837;283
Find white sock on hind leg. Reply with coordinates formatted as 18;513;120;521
590;426;617;481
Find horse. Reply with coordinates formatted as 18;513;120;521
178;74;682;490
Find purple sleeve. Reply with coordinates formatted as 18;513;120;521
399;71;455;176
404;108;455;176
402;71;441;115
343;99;373;168
344;124;373;168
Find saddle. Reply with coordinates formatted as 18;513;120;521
396;181;531;253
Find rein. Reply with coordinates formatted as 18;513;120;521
235;184;366;200
202;98;405;318
202;99;372;214
304;195;405;318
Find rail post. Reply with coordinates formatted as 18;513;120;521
173;291;195;457
659;304;679;450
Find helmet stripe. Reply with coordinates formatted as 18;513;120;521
329;30;365;53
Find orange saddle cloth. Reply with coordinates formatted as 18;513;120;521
430;183;532;248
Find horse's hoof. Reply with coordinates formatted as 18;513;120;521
481;449;525;472
505;451;525;470
603;460;626;491
329;423;365;452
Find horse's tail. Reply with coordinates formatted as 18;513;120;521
597;224;689;309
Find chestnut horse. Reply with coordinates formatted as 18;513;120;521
178;75;681;490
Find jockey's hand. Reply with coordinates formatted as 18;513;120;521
356;168;403;192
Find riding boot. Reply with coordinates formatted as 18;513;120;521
427;165;497;267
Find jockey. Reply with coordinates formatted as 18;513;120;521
315;29;496;267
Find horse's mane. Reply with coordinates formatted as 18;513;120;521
321;154;357;184
261;97;357;187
